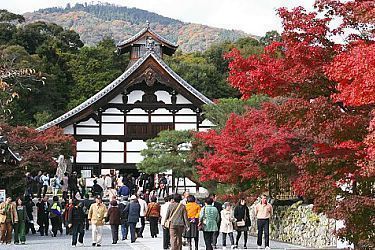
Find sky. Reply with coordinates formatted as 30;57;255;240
2;0;316;36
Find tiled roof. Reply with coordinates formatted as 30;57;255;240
37;51;212;131
117;27;178;48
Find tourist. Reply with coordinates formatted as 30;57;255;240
181;190;190;205
41;172;50;197
165;193;190;250
91;180;103;198
137;193;148;238
220;202;235;249
37;196;50;236
14;198;27;245
88;196;107;247
51;175;62;196
125;195;141;243
24;195;36;234
199;197;219;250
50;196;63;237
78;174;86;198
118;183;130;197
146;196;161;238
64;198;74;235
68;172;79;199
107;200;121;244
158;173;168;198
234;198;251;249
255;195;273;250
25;172;34;198
82;194;93;231
0;196;18;244
62;172;69;201
97;175;105;192
68;199;85;247
118;196;129;240
210;193;222;248
184;195;201;250
160;195;171;250
34;171;43;198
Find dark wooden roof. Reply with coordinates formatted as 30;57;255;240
116;26;178;56
37;50;213;131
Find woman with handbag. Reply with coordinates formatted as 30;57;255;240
233;198;251;249
199;197;219;250
220;202;236;249
146;196;161;238
183;195;201;250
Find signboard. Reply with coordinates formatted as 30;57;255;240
81;170;92;179
0;189;5;203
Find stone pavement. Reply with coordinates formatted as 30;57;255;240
2;222;306;250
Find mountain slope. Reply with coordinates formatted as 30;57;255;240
23;3;255;52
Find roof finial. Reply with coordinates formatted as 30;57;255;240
146;20;150;28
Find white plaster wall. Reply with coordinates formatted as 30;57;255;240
76;152;99;163
201;119;215;126
102;115;124;123
127;90;144;104
108;94;123;104
102;152;124;163
127;140;147;151
102;124;124;135
102;140;124;151
127;108;147;115
155;91;171;104
126;152;144;163
76;127;99;135
175;116;196;123
76;140;99;151
77;118;98;126
127;116;149;123
103;108;122;114
151;116;173;123
175;123;196;131
153;108;171;115
176;108;196;115
176;94;192;104
64;125;74;134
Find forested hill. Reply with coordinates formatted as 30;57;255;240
23;3;255;52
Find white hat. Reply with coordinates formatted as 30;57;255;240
130;195;137;200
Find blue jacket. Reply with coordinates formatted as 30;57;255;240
118;185;130;197
125;201;140;223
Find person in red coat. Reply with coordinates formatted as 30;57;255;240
107;200;121;244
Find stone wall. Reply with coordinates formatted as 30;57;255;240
249;201;337;248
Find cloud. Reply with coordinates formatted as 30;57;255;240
3;0;315;36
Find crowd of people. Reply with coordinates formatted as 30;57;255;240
1;171;273;250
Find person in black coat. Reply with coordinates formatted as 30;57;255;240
36;196;50;236
91;180;103;198
234;198;251;249
125;195;141;243
25;195;36;234
68;200;85;247
118;196;129;240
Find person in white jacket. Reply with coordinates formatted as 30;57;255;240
137;193;148;238
220;202;236;249
160;196;171;249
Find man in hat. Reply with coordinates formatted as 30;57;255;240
0;196;18;244
88;196;107;247
125;195;140;243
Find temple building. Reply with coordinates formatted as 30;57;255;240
38;24;214;179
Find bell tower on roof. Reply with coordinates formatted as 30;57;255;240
116;21;178;65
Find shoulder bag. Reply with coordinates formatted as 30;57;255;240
164;203;181;228
236;207;246;227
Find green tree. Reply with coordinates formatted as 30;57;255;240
137;130;203;185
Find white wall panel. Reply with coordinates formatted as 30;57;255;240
64;125;74;134
176;94;192;104
102;115;124;122
175;123;197;131
127;140;147;151
151;116;173;122
198;127;210;132
127;108;147;115
102;140;124;151
77;118;98;126
175;116;196;123
77;140;99;151
108;94;123;104
76;127;99;135
127;116;148;122
103;108;122;114
155;91;171;104
102;124;124;135
127;90;144;104
176;108;196;115
201;119;215;126
126;152;144;163
76;152;99;163
153;108;171;115
102;152;124;163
